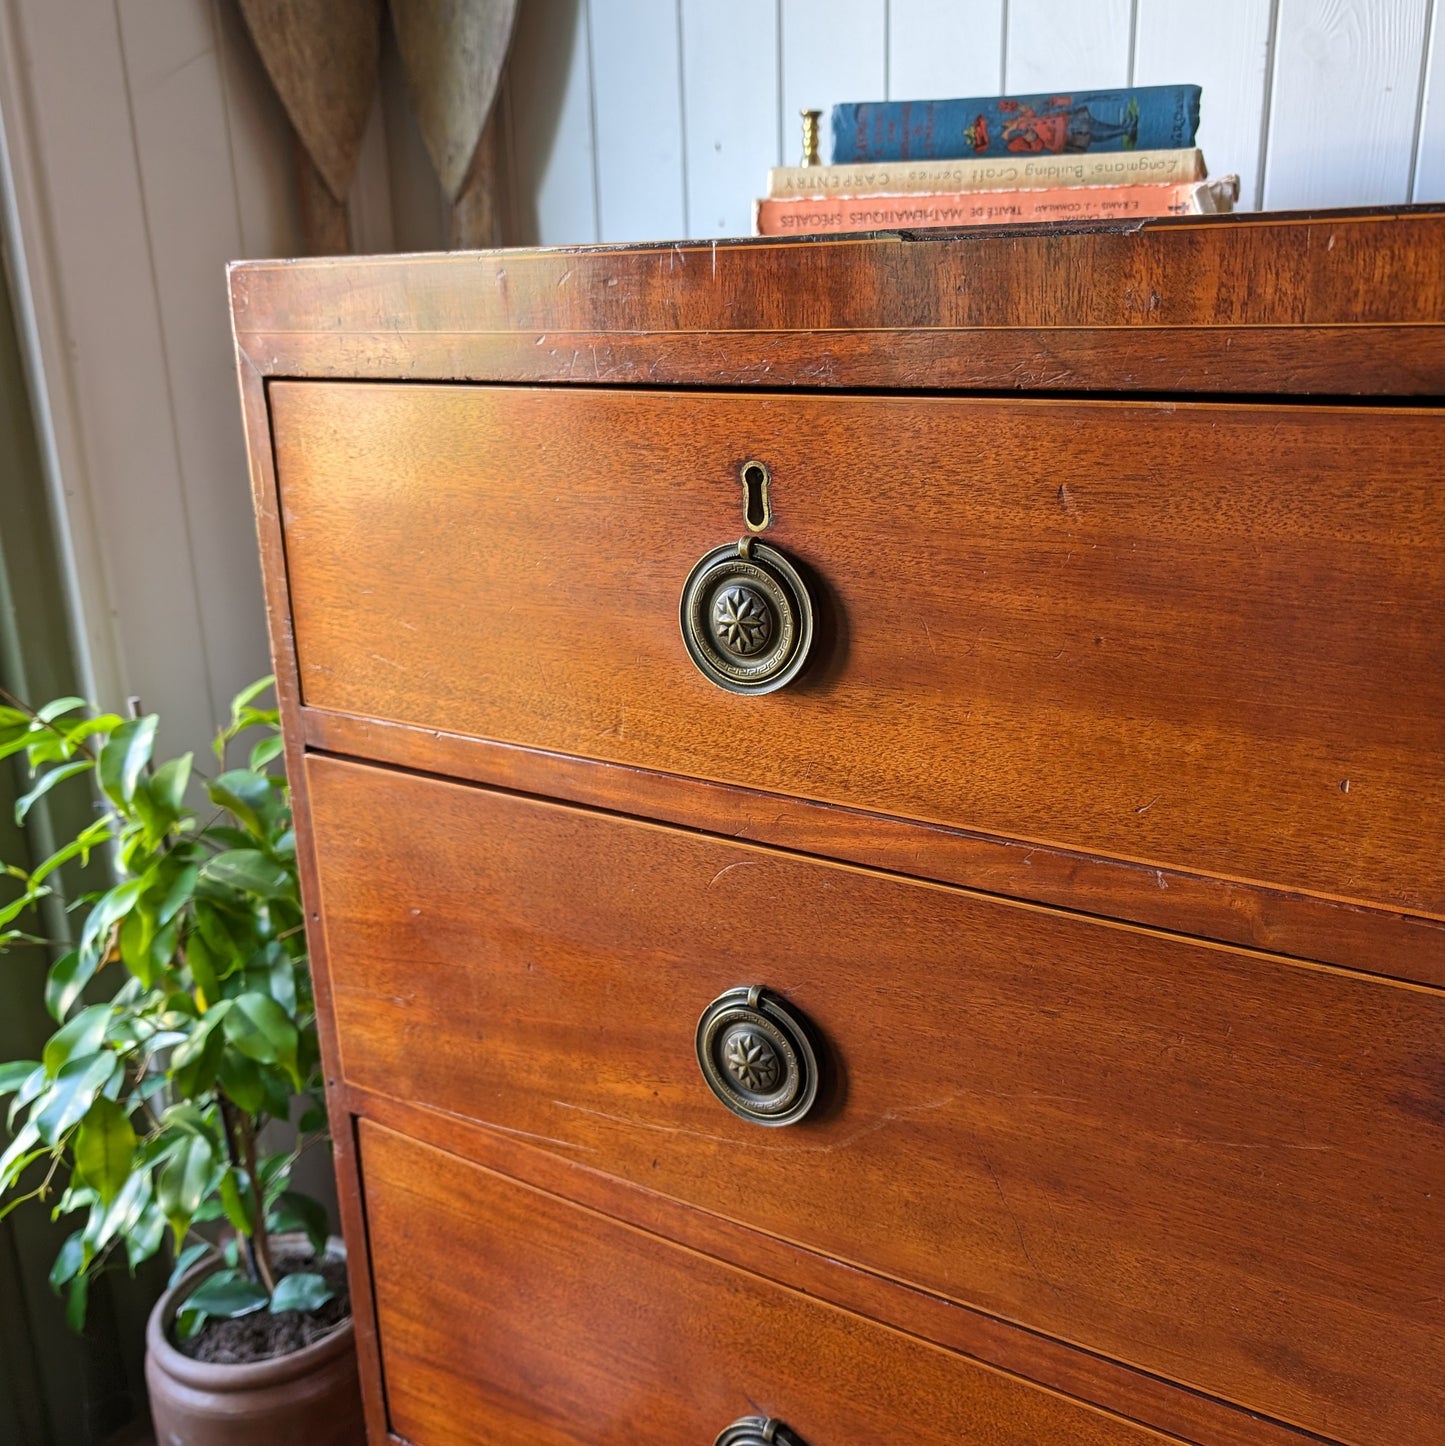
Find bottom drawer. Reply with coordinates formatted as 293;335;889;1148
359;1122;1167;1445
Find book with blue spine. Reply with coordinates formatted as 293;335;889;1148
831;85;1201;163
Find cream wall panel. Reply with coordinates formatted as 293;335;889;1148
888;0;1005;100
1135;0;1275;208
681;0;779;237
1264;0;1430;208
1412;1;1445;200
1005;0;1133;91
4;0;214;758
781;0;887;160
588;0;686;241
117;0;271;729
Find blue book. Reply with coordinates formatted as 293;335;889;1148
831;85;1201;163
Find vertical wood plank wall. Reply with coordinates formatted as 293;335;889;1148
1;0;1443;757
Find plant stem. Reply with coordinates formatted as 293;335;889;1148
0;685;99;762
218;1098;276;1294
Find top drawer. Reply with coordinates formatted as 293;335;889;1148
271;383;1445;916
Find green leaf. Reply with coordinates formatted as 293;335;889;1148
97;715;158;807
216;1049;265;1114
0;1121;42;1191
88;1167;151;1253
65;1271;91;1332
249;736;284;770
117;910;155;986
15;759;93;825
151;753;193;815
168;1240;212;1288
154;864;198;927
126;1202;166;1271
269;1271;333;1314
74;1097;137;1202
49;1231;88;1291
45;949;96;1024
43;1004;109;1075
0;1061;40;1097
223;993;298;1084
184;1269;268;1321
229;676;276;720
156;1133;216;1243
257;1152;291;1208
168;1006;230;1098
185;932;221;1008
296;1096;328;1135
267;1190;329;1257
37;697;87;724
219;1166;256;1235
201;850;293;900
31;818;115;889
206;770;277;838
63;714;123;751
34;1054;119;1145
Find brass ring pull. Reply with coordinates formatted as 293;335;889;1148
714;1417;807;1446
680;539;815;695
695;987;819;1127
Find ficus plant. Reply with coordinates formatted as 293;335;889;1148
0;677;336;1341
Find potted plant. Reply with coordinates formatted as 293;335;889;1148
0;679;363;1444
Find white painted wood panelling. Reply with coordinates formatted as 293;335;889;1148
116;0;273;731
1412;1;1445;199
681;0;779;237
1135;0;1276;208
887;0;1005;100
588;0;686;240
3;0;1444;788
1264;0;1430;209
3;0;217;760
1005;0;1134;92
781;0;887;161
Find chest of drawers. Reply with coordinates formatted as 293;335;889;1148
230;212;1445;1446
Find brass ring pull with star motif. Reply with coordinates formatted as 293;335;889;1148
714;1417;808;1446
695;986;820;1127
679;538;815;695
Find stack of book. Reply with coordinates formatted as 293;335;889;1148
755;84;1238;236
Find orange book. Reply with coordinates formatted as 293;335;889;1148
753;176;1237;235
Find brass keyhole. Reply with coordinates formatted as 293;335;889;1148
741;460;771;532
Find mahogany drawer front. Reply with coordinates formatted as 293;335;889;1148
310;755;1444;1446
359;1121;1172;1445
271;382;1445;919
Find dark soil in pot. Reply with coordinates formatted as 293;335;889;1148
177;1246;351;1365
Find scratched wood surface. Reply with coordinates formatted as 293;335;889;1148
273;382;1445;920
311;757;1445;1446
229;211;1445;394
360;1122;1179;1445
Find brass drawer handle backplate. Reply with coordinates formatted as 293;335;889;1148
695;987;820;1127
715;1416;808;1446
680;538;815;695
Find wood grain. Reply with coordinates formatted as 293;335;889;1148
359;1121;1177;1445
301;708;1445;989
349;1085;1327;1446
228;212;1445;394
311;756;1445;1446
273;382;1445;918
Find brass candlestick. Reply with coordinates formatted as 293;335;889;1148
800;109;822;166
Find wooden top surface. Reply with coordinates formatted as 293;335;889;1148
229;207;1445;394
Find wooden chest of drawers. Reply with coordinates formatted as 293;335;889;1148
230;212;1445;1446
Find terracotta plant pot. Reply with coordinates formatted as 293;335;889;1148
145;1238;364;1446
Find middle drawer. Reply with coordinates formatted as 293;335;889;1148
307;753;1443;1446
